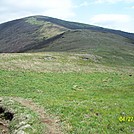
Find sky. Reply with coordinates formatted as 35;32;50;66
0;0;134;33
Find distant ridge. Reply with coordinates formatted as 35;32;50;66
35;15;134;40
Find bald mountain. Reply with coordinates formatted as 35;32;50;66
0;15;134;54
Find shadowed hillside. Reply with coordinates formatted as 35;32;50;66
0;15;134;53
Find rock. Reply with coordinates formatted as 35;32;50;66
44;56;56;61
15;130;26;134
14;124;32;134
0;98;2;102
19;124;32;130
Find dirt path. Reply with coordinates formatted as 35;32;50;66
1;97;62;134
0;120;9;134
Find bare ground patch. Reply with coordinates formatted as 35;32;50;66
10;97;62;134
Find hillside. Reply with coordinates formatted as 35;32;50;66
0;15;134;53
0;15;134;67
0;16;134;134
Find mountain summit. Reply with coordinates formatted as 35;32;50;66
0;15;134;53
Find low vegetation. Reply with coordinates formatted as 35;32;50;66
0;52;134;133
0;15;134;53
0;15;134;134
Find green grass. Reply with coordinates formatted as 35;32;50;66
0;52;133;73
25;17;45;26
26;17;66;40
34;30;134;67
0;52;134;133
1;97;44;134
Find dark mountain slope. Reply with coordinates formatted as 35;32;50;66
33;30;134;52
0;18;40;52
0;15;134;53
0;16;67;52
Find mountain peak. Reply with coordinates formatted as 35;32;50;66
0;15;134;53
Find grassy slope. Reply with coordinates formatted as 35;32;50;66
32;30;134;67
36;15;134;41
0;16;134;134
0;15;134;53
0;52;134;133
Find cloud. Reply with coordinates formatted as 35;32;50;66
89;14;134;33
90;14;131;23
3;0;73;9
78;1;89;7
95;0;134;3
0;0;75;23
73;1;90;8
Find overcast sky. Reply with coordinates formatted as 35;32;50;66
0;0;134;33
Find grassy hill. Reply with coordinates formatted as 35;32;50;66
0;15;134;66
31;30;134;67
0;16;134;134
0;15;134;53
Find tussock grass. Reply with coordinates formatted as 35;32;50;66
0;52;133;73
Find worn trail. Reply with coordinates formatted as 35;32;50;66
1;97;62;134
